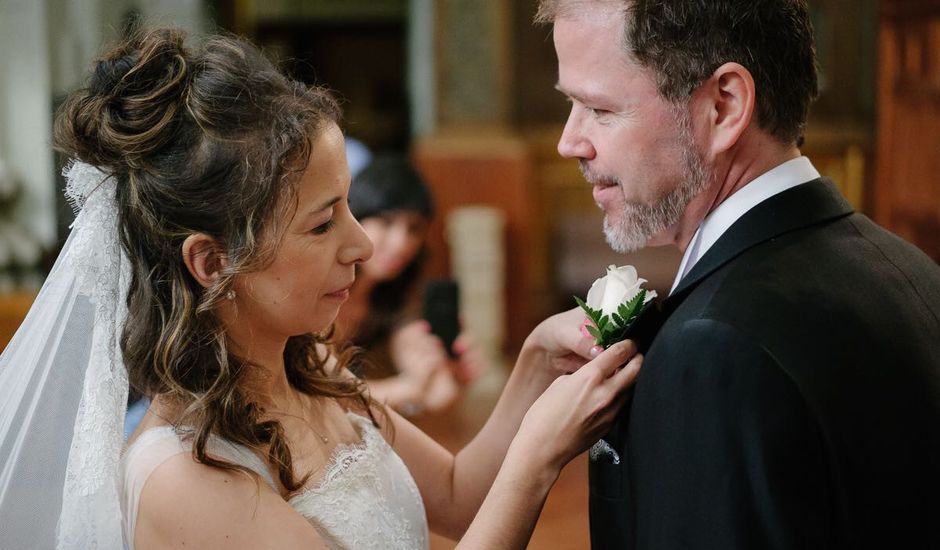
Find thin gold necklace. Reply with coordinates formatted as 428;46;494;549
283;411;330;445
267;405;330;445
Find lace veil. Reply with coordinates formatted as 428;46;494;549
0;161;130;548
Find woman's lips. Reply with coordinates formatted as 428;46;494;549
324;281;353;300
324;288;350;300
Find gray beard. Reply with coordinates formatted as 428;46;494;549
585;113;712;253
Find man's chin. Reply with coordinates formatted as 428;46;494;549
603;218;649;253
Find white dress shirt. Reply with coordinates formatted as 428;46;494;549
669;156;821;295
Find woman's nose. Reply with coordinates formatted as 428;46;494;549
341;217;374;265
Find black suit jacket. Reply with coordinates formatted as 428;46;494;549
589;179;940;549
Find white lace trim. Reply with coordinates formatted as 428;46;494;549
288;413;428;550
304;412;385;490
56;161;130;549
122;412;428;550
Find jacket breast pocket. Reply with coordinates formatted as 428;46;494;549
589;437;625;500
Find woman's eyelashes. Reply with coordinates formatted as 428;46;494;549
311;217;335;235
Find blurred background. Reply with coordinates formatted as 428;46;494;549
0;0;937;547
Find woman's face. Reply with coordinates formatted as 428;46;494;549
359;211;428;282
229;124;373;343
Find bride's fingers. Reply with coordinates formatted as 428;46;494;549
587;340;638;379
589;356;642;433
606;353;642;390
549;306;597;360
600;354;641;411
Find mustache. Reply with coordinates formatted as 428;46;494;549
579;160;620;187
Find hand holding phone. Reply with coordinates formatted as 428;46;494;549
422;279;460;358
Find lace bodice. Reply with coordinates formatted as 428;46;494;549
120;412;429;549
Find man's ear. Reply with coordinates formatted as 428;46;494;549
697;62;755;157
181;233;228;288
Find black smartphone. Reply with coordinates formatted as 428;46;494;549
422;279;460;357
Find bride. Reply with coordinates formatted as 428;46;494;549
0;28;641;549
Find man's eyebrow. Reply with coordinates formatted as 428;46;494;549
554;82;603;105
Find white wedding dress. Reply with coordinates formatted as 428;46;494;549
121;411;429;549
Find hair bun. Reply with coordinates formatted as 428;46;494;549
55;28;192;170
90;54;138;96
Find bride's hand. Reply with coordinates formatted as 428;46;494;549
521;306;598;377
511;339;641;471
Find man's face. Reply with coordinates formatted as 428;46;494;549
553;9;711;251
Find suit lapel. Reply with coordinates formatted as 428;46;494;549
618;300;664;354
667;178;854;304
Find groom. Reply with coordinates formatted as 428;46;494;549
537;1;940;548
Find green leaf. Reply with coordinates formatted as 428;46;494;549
600;330;619;349
573;295;602;325
616;302;629;320
586;325;602;341
574;295;589;312
597;314;610;330
611;312;625;327
619;290;646;323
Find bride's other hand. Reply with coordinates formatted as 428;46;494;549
390;311;635;541
521;306;598;377
453;340;640;549
513;339;641;471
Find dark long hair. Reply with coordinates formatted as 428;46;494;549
347;154;434;349
54;28;375;492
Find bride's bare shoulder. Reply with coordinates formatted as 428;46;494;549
135;451;324;549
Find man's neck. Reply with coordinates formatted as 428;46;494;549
671;137;801;252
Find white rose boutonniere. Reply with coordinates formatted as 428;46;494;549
574;265;658;349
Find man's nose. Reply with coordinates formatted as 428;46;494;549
557;109;595;160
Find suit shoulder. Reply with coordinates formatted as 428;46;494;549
680;214;940;330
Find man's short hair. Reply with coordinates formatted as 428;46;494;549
537;0;819;146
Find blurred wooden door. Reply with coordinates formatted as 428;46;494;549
873;0;940;261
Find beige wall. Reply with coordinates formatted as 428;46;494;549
0;0;208;246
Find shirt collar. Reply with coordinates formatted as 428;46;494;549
669;156;821;295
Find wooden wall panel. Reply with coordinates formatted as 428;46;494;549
874;0;940;260
412;132;546;353
0;292;36;352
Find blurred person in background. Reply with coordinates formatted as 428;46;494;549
337;154;488;416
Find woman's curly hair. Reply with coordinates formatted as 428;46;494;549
55;27;376;492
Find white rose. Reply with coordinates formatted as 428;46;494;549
585;264;657;317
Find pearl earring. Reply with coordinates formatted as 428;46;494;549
225;290;235;300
